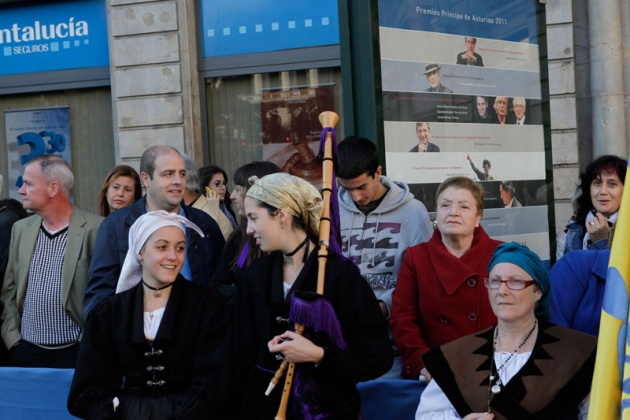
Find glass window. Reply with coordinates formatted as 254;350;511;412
205;67;343;185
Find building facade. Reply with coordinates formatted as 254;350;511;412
1;0;628;258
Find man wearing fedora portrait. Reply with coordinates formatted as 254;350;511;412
423;63;453;93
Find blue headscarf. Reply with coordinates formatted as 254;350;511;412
488;242;550;320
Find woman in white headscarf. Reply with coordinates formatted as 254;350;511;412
68;211;229;420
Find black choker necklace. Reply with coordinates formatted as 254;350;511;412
142;280;173;297
283;236;310;264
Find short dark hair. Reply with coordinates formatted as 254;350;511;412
466;37;477;44
575;154;627;224
482;159;491;168
336;136;380;179
227;161;282;270
501;181;515;197
232;161;280;191
139;145;181;179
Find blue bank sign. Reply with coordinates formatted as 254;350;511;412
0;0;108;76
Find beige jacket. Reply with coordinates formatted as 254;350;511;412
192;194;234;240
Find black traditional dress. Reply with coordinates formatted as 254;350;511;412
68;276;229;420
233;250;393;419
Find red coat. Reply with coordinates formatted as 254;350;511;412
390;227;501;379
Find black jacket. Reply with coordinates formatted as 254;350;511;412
68;277;229;420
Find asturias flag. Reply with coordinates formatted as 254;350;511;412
589;157;630;419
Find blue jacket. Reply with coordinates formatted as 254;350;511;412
84;197;225;317
550;248;610;336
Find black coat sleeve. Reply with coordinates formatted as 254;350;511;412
172;290;230;419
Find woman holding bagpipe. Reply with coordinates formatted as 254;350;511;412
233;172;393;419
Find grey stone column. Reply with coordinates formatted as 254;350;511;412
547;0;579;237
588;0;627;158
107;0;202;167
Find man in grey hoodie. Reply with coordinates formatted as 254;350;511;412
337;137;433;376
337;136;432;317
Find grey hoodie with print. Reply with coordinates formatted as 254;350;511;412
338;176;432;314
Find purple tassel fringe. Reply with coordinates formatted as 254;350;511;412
289;291;345;419
290;293;347;351
294;368;331;420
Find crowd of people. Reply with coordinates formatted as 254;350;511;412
0;141;624;419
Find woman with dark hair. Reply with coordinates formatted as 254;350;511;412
234;173;392;419
97;165;142;217
562;154;627;255
199;165;237;228
210;161;280;305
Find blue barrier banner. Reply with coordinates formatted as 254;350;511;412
0;0;108;76
200;0;339;57
4;107;72;201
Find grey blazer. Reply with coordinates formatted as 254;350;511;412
0;207;102;348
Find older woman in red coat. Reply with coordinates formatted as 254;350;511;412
390;176;502;381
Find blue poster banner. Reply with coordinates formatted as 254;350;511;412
200;0;339;57
378;0;551;260
378;0;539;44
4;107;72;201
0;0;108;76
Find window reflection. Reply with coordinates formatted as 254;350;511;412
205;67;343;184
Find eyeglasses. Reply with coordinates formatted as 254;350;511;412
211;181;228;188
484;278;537;290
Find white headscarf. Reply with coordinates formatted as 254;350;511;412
116;210;204;294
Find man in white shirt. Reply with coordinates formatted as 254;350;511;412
512;97;527;125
